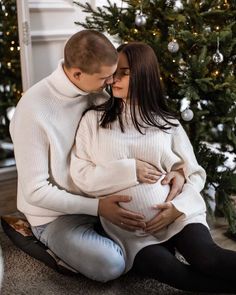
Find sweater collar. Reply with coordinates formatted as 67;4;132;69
47;60;88;98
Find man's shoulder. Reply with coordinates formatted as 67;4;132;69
15;78;51;119
21;78;48;101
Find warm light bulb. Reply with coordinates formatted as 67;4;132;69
10;47;14;51
152;29;160;36
212;70;220;77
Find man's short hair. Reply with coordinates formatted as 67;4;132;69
64;30;118;74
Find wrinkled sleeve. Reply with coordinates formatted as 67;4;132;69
70;111;138;197
170;123;207;217
10;106;99;217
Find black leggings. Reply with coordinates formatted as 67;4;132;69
133;223;236;293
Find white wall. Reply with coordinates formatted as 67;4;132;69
23;0;122;86
28;0;89;84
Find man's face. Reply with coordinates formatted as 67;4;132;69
73;64;117;93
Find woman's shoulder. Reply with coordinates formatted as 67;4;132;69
80;109;102;128
156;116;180;133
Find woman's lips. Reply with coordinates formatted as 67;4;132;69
112;86;122;90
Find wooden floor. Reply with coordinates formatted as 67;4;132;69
0;177;17;216
1;176;236;251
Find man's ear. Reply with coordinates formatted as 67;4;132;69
73;71;81;80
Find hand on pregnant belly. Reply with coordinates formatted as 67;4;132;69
119;175;170;222
145;202;182;234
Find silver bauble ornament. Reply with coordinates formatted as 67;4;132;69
204;26;211;33
0;115;6;125
135;14;147;26
6;106;16;121
181;108;194;121
212;51;224;64
167;40;179;53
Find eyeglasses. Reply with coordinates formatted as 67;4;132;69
113;68;130;80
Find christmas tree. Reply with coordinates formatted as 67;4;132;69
0;0;22;161
74;0;236;235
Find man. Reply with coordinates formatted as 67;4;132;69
10;30;184;282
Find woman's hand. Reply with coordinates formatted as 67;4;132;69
98;195;146;231
161;170;185;201
136;159;162;184
145;202;182;234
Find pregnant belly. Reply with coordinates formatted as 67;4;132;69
117;175;170;221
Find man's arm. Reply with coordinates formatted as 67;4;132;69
10;106;98;217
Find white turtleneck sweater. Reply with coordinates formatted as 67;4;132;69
70;110;208;272
10;61;138;226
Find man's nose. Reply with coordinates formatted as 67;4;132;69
106;76;114;85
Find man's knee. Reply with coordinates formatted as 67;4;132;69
92;248;125;282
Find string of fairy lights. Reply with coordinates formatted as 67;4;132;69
116;0;234;122
0;0;235;126
0;0;22;127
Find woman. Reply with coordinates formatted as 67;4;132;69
70;42;236;293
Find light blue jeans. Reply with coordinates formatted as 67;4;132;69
31;214;125;282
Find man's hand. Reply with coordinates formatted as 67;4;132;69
98;195;146;231
145;202;182;234
162;170;185;202
136;159;162;184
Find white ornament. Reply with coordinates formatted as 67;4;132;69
6;106;16;121
0;115;6;125
181;108;194;121
204;26;211;33
180;97;190;112
212;52;224;64
135;13;147;26
174;0;183;11
212;37;224;64
168;40;179;53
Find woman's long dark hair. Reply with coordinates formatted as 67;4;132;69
86;42;178;133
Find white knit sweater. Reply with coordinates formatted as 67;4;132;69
10;61;138;226
70;109;208;271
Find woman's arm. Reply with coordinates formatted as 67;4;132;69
168;123;207;217
146;123;206;233
70;111;139;197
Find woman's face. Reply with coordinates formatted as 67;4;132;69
112;52;130;101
